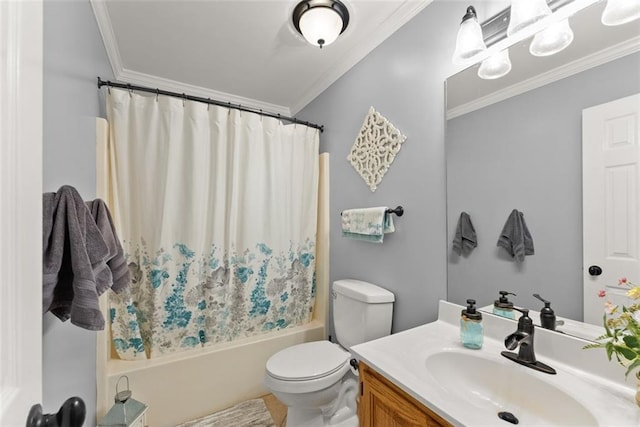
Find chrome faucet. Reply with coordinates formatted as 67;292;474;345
501;307;556;375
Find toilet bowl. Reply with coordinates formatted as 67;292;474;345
264;280;395;427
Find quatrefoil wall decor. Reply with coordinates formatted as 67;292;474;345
347;106;407;192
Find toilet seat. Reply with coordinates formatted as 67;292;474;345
264;341;352;394
266;341;351;381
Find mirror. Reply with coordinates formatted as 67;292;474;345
445;1;640;341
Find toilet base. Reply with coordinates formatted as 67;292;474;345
286;406;358;427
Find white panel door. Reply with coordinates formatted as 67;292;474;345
583;93;640;325
0;0;43;425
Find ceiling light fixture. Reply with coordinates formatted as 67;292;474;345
452;6;487;65
292;0;350;49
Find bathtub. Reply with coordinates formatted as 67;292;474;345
96;319;326;426
96;122;330;426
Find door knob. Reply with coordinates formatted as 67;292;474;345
588;265;603;276
26;397;85;427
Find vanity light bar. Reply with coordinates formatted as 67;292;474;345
481;0;575;47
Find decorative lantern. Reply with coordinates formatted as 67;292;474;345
98;376;148;427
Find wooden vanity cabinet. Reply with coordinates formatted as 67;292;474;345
358;362;451;427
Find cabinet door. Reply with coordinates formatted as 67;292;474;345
359;362;449;427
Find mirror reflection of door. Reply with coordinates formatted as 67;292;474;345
583;93;640;325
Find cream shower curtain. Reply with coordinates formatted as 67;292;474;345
105;88;319;359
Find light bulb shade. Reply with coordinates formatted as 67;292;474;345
299;7;342;47
602;0;640;26
477;49;512;79
507;0;552;36
293;0;349;48
529;19;574;56
452;6;487;65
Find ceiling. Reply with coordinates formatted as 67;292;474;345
91;0;432;115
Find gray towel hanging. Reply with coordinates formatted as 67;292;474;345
452;211;477;256
497;209;534;262
43;185;130;331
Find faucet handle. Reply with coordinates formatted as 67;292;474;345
511;306;534;333
533;293;549;304
533;293;557;330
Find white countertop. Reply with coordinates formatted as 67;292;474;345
351;300;639;426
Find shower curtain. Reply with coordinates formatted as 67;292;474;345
105;88;319;359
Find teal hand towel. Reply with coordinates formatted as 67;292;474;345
341;207;394;243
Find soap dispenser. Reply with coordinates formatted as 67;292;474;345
533;293;556;330
461;299;483;349
493;291;516;319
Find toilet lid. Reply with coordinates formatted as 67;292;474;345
266;341;350;381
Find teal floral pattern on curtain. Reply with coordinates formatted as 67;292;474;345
110;239;315;358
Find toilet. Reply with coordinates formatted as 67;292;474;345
264;279;395;426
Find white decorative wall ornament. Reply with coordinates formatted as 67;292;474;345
347;106;407;192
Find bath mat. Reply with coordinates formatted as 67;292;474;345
176;398;276;427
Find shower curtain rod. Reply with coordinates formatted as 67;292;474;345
97;77;324;133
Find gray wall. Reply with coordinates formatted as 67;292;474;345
43;0;113;422
298;0;459;334
446;52;640;321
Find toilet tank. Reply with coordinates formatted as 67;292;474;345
333;279;395;349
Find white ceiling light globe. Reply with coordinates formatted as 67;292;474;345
299;7;343;48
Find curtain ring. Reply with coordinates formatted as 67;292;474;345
207;98;210;111
107;86;111;95
182;93;186;107
155;88;159;102
228;102;231;116
260;109;263;121
127;84;132;97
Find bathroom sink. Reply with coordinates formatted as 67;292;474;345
424;351;598;426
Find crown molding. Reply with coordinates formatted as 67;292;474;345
116;68;292;116
290;0;433;114
447;36;640;120
90;0;291;116
90;0;122;79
